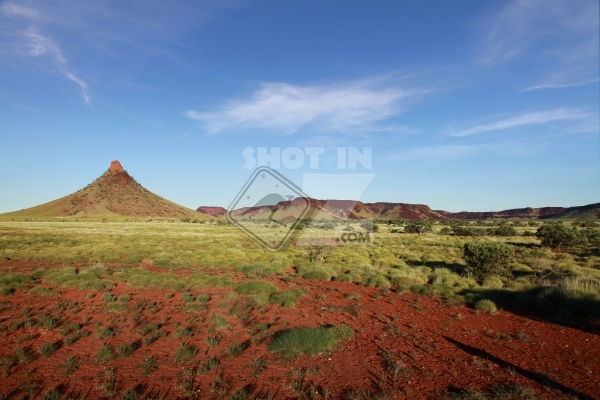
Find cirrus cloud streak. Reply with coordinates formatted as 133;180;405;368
447;108;593;137
185;79;429;135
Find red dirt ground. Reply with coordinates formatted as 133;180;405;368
0;260;598;399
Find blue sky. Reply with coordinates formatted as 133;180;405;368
0;0;598;213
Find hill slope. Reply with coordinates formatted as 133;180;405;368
3;161;205;220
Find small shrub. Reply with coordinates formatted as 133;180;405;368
536;223;586;249
332;324;354;340
474;299;497;313
40;389;62;400
118;294;131;303
120;388;141;400
268;327;338;357
103;293;116;303
482;276;504;289
366;274;391;288
39;314;59;329
165;293;173;299
87;293;95;298
117;342;138;357
61;357;80;376
235;281;278;295
1;355;16;372
139;356;158;376
463;242;513;279
210;314;229;329
38;342;58;358
174;326;193;339
181;293;194;303
14;347;31;363
95;326;114;338
269;288;305;307
197;294;210;303
302;269;331;281
227;342;247;358
250;356;268;376
172;343;197;365
94;343;115;365
197;357;219;375
142;330;166;346
205;335;221;348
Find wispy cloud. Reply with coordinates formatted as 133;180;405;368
21;28;90;103
0;3;43;20
185;78;428;135
482;0;598;88
521;78;600;92
447;108;592;137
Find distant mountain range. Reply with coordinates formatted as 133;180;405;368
198;200;600;221
2;160;597;221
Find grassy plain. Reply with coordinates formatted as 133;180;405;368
0;220;599;398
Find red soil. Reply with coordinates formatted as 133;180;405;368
0;260;598;399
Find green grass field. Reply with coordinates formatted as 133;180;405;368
0;220;599;318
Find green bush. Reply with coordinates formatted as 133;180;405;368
302;269;331;281
482;276;504;289
536;223;586;249
332;324;354;340
334;274;353;283
0;272;33;295
172;343;197;365
494;225;517;236
94;343;114;365
268;327;338;357
269;288;305;307
197;294;210;303
389;276;424;288
366;274;391;288
117;342;138;357
463;242;513;279
235;281;278;295
103;293;116;303
38;342;58;358
227;342;247;357
474;299;497;313
404;221;432;234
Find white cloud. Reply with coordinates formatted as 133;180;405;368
482;0;598;88
447;108;592;137
1;3;42;20
521;78;600;91
21;28;90;103
185;79;427;135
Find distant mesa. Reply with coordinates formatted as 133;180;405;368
2;161;207;220
196;197;600;221
196;206;227;218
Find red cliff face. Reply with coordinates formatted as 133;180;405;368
109;160;124;173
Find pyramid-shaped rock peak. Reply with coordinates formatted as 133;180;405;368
109;160;124;172
0;160;205;219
